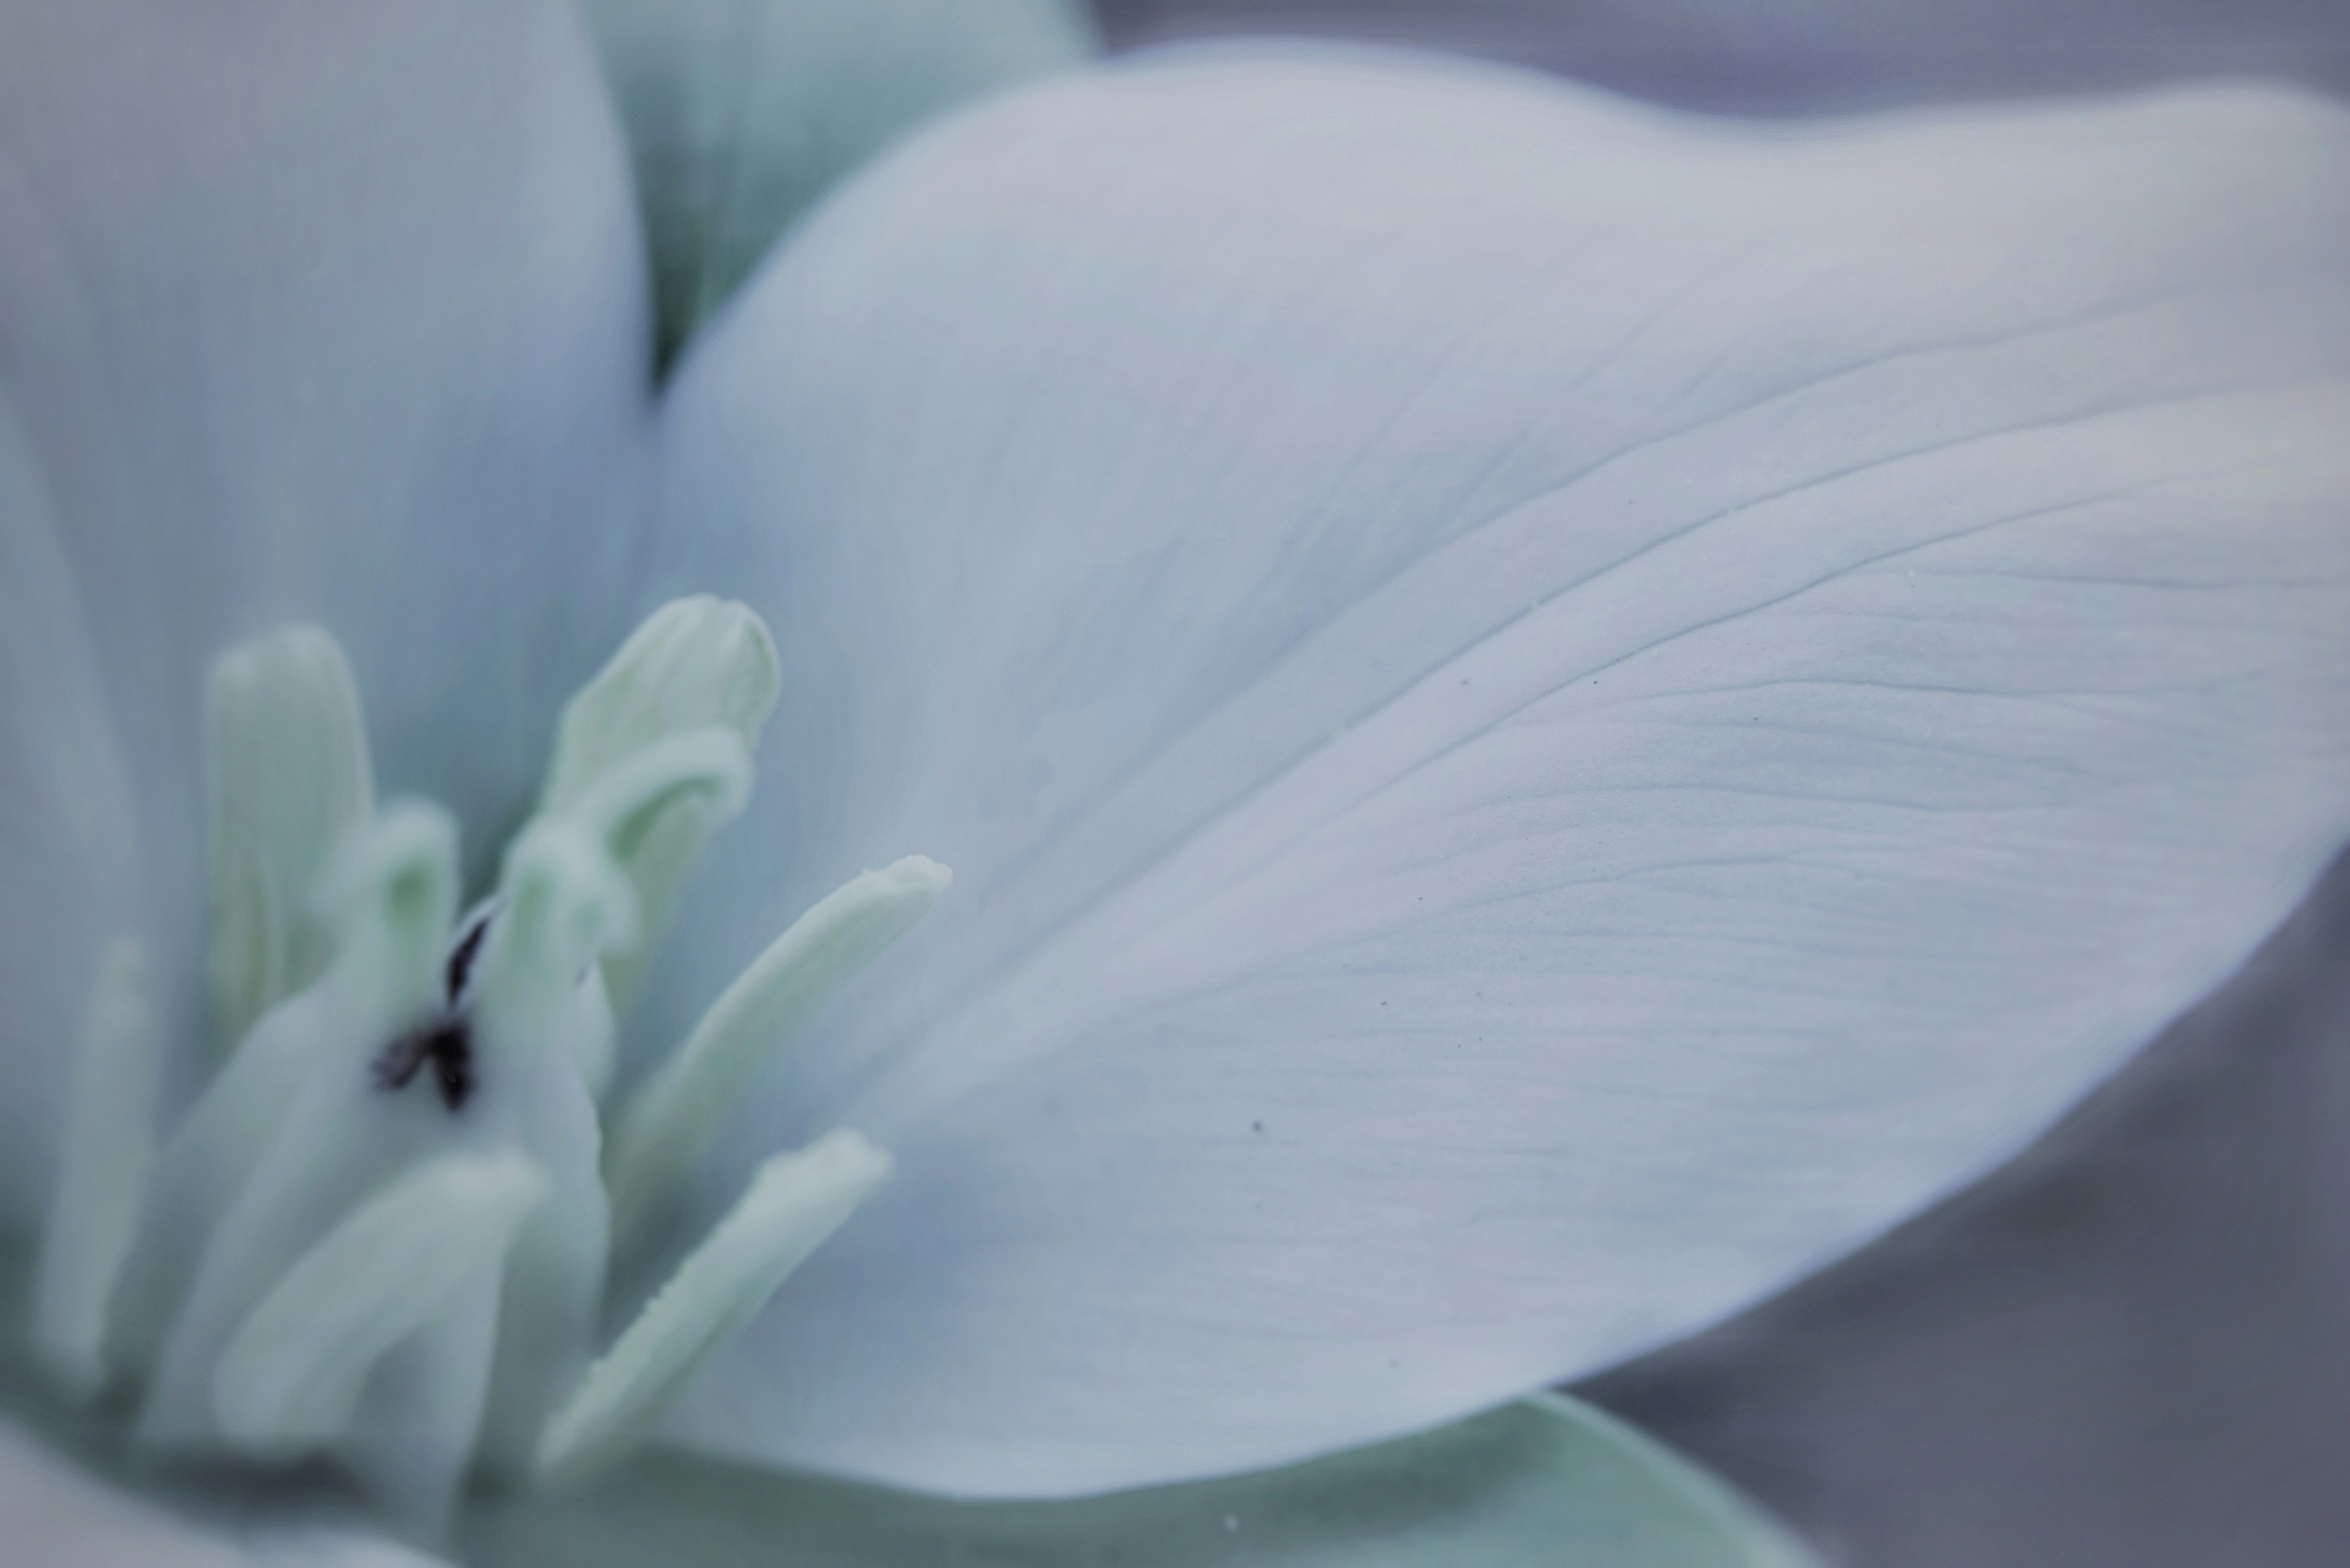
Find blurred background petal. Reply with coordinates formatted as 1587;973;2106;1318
579;0;1096;363
1093;0;2350;111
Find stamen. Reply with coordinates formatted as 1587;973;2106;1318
204;625;374;1051
570;726;753;868
540;597;778;1010
604;856;949;1252
534;1130;892;1488
35;938;162;1403
211;1148;550;1462
485;730;750;1003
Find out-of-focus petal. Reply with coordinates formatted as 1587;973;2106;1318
0;0;657;1177
1097;0;2350;112
0;1419;449;1567
652;50;2350;1493
578;0;1095;360
0;397;143;1228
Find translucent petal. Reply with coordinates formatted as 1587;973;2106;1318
654;52;2350;1493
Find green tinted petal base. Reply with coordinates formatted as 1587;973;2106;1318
578;0;1095;364
464;1394;1819;1567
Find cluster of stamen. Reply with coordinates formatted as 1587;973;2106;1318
30;599;946;1534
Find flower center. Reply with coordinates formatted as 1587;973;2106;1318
31;598;947;1533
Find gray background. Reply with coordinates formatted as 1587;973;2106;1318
1086;5;2350;1562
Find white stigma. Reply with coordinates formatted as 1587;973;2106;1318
31;597;943;1534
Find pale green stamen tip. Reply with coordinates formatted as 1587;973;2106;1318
605;854;950;1252
535;1130;893;1489
544;596;780;1016
542;595;778;819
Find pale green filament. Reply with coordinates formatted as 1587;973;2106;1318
31;599;939;1533
204;625;374;1050
606;854;949;1252
212;1148;551;1461
537;1129;893;1488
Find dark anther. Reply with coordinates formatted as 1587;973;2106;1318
444;914;491;1002
372;1015;476;1113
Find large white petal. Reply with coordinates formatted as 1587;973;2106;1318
651;49;2350;1494
0;0;657;1217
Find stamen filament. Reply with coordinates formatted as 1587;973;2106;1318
535;1130;892;1488
204;625;373;1051
604;856;949;1252
212;1148;551;1461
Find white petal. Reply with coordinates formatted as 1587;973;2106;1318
0;1419;447;1567
0;0;656;1048
654;52;2350;1493
0;395;144;1229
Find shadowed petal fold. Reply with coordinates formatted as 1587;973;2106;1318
654;50;2350;1495
579;0;1095;360
0;1419;450;1567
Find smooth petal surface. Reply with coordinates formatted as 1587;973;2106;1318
578;0;1095;360
0;395;143;1230
0;0;656;1223
652;50;2350;1494
469;1394;1813;1567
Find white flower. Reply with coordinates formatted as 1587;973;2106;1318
2;0;2346;1558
